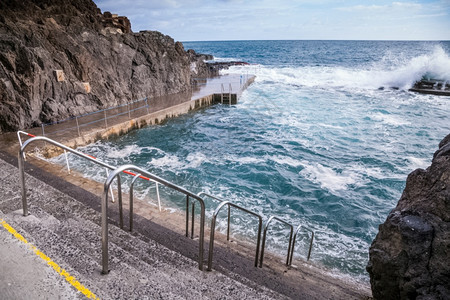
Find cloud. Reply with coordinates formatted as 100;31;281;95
93;0;450;41
337;2;423;12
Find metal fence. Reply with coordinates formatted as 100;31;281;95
40;97;149;141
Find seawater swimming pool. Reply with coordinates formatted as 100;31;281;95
52;40;450;282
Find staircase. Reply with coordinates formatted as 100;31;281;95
0;154;286;299
0;148;371;299
220;83;233;105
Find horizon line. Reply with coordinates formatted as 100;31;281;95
181;39;450;43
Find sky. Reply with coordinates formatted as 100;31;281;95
93;0;450;41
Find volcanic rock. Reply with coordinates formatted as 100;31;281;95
367;134;450;299
0;0;211;133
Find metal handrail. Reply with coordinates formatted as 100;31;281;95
18;136;119;217
18;131;164;208
17;131;70;173
18;131;119;202
125;170;161;212
206;197;263;271
128;172;162;232
18;134;314;274
259;216;294;268
228;83;232;106
103;164;206;273
41;97;148;126
288;225;315;266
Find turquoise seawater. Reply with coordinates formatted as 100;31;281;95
53;41;450;282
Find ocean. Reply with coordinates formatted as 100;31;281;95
52;40;450;282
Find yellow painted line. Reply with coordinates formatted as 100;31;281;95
0;218;100;299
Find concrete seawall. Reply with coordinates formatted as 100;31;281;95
48;94;215;156
32;74;256;157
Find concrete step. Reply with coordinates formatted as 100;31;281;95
0;157;287;299
0;150;371;299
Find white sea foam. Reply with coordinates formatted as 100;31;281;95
148;153;184;169
185;152;209;168
407;156;430;170
270;155;303;168
299;161;364;193
232;156;267;165
230;45;450;92
371;113;410;126
105;144;141;159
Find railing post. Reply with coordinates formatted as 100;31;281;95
286;227;293;266
259;220;269;268
227;204;231;241
117;174;123;229
307;232;315;261
289;225;315;265
145;97;149;114
191;202;195;239
155;182;161;212
199;199;205;271
129;174;140;232
41;124;45;136
18;151;28;216
75;116;81;137
128;102;131;120
185;195;189;237
105;168;115;203
104;110;108;128
101;180;109;274
64;150;70;174
259;216;294;268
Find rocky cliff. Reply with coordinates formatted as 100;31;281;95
367;134;450;299
0;0;212;133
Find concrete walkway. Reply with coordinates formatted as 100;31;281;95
0;212;81;299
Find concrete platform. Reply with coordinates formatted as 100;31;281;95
2;74;255;157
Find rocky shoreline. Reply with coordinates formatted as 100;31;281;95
0;0;214;133
367;134;450;299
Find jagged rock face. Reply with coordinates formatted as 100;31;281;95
367;134;450;299
187;49;216;79
0;0;197;132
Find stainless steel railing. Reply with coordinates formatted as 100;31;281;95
18;134;316;274
18;136;120;217
259;216;293;268
199;193;263;271
18;135;206;272
103;164;206;273
289;225;315;265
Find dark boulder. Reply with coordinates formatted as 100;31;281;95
187;49;217;78
367;134;450;299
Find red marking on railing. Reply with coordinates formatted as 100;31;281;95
122;170;151;181
19;131;152;182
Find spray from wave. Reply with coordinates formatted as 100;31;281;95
223;45;450;91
